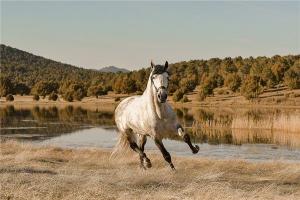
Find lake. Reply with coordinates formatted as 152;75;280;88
1;105;300;162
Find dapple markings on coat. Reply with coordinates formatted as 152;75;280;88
114;61;199;170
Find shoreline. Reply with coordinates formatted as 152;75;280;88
1;95;300;109
1;140;300;200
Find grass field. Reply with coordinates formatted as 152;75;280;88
1;87;299;109
1;141;299;200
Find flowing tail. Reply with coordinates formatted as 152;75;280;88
110;132;130;158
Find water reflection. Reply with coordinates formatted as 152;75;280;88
0;105;114;141
175;107;300;149
0;105;299;149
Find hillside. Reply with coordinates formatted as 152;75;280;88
1;44;299;103
0;44;103;87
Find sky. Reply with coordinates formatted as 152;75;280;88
1;1;299;70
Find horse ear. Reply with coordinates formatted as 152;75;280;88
151;61;155;69
165;61;168;70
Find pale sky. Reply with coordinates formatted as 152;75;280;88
1;1;299;70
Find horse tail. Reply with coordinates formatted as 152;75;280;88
110;131;130;158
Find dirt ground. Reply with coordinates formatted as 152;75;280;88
1;141;299;200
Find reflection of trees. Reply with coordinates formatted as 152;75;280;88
0;106;115;141
1;106;299;148
173;107;299;148
193;109;233;128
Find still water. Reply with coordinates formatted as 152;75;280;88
1;105;300;162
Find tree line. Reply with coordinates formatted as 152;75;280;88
1;44;299;102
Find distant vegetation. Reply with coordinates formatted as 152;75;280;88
1;44;299;102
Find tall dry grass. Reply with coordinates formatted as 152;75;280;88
231;114;300;133
0;140;300;200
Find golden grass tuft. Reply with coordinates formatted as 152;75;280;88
1;140;300;200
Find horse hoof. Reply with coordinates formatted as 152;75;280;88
170;164;176;171
144;158;152;168
192;145;200;154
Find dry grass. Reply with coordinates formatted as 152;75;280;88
231;114;300;133
1;141;300;200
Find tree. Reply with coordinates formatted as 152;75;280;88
32;81;59;97
87;85;108;98
49;92;58;101
33;95;40;101
179;77;197;93
0;76;13;96
63;92;73;102
68;83;86;101
6;94;14;101
121;77;137;94
272;62;289;83
14;83;30;95
224;73;241;92
240;76;262;99
284;64;300;89
60;81;86;101
261;67;277;87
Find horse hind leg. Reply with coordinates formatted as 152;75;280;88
126;132;150;169
137;134;151;168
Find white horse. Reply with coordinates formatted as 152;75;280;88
114;61;199;170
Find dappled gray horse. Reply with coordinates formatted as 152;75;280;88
114;61;199;170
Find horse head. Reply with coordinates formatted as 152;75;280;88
150;61;169;103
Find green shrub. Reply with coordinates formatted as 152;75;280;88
33;95;40;101
49;92;58;101
6;94;14;101
87;85;108;98
179;78;197;93
173;89;184;102
31;81;59;97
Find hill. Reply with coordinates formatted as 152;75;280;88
99;66;129;73
1;44;299;103
0;44;102;87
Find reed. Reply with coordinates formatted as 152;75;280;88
231;113;300;133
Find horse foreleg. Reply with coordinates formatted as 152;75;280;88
154;139;175;170
176;124;199;154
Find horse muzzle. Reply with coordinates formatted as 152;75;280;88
157;90;168;103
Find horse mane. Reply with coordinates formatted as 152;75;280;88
152;65;169;75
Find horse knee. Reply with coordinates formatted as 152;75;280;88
176;124;184;137
129;142;138;150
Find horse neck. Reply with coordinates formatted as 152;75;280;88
142;77;165;119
